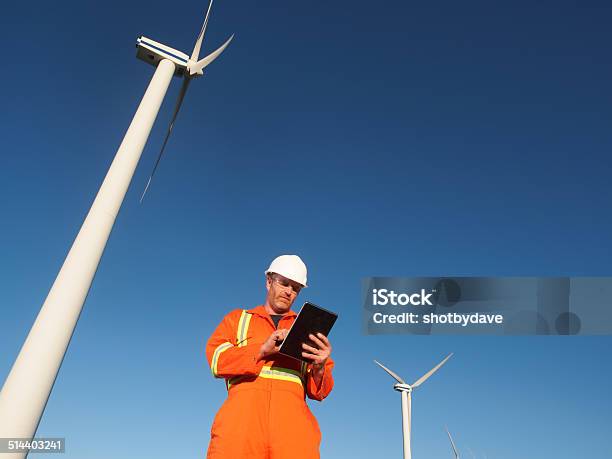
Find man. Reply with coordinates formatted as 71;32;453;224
206;255;334;459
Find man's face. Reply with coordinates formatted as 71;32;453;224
265;273;302;314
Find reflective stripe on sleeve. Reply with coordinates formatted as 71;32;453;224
236;310;252;347
224;310;252;389
211;342;233;377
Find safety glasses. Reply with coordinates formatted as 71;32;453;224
271;275;302;294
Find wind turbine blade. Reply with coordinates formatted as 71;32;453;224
190;34;234;75
191;0;214;61
411;353;453;388
446;426;459;459
140;77;190;203
373;360;405;384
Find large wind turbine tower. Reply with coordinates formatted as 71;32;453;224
0;2;232;457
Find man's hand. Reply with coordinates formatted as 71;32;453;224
301;333;332;368
258;329;288;361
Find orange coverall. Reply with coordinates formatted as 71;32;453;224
206;305;334;459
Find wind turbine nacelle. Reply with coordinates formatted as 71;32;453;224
394;383;412;393
136;36;189;76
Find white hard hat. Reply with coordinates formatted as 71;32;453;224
265;255;308;287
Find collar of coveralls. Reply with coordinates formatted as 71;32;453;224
248;304;298;320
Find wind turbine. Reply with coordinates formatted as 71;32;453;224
0;2;232;457
374;353;453;459
446;426;460;459
138;0;233;201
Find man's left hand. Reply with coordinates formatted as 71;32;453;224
302;333;332;367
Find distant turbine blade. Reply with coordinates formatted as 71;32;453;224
446;426;459;459
140;77;190;203
191;0;214;61
373;360;405;384
189;34;234;75
412;353;453;388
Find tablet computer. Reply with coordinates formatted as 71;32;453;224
278;302;338;362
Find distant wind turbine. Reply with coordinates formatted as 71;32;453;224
446;426;460;459
374;353;453;459
0;2;232;457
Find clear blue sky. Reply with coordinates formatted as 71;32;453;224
1;0;611;457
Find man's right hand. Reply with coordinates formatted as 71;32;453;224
258;329;288;361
